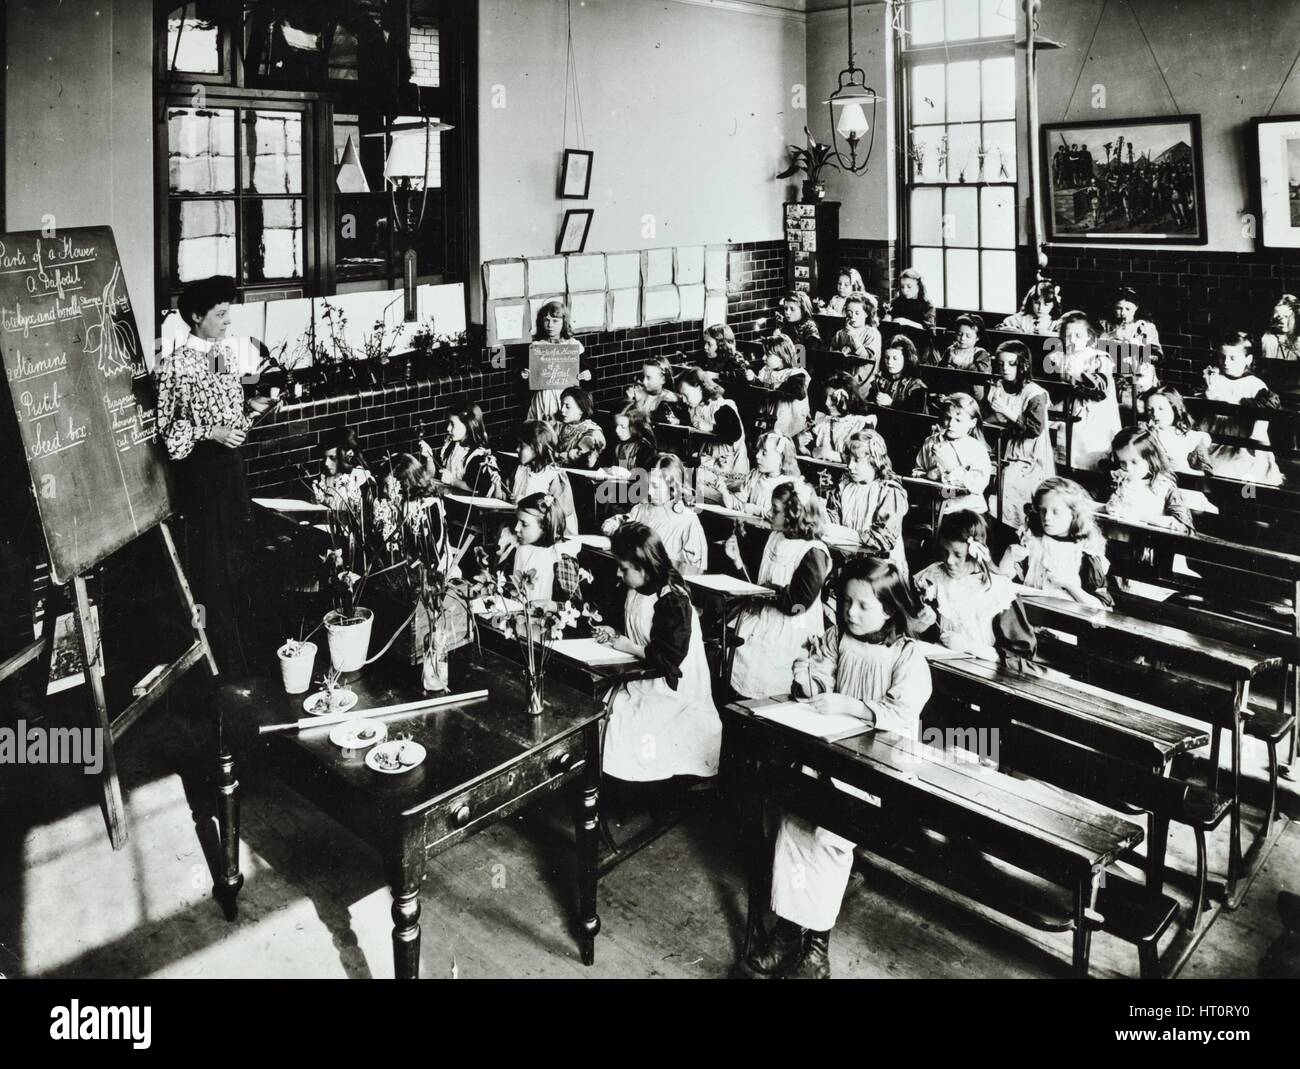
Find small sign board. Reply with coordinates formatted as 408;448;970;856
528;340;582;390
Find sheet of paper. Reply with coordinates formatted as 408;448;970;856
644;247;674;287
472;596;524;616
567;253;606;292
527;256;567;296
643;285;680;324
417;282;467;337
263;297;315;366
687;574;770;596
486;260;526;300
569;290;607;332
606;251;642;290
552;638;639;667
705;247;728;290
678;283;705;321
446;492;515;511
491;301;528;344
675;245;705;286
751;700;869;740
253;496;329;513
571;533;612;551
704;292;728;329
610;287;641;329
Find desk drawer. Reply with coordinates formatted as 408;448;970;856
425;735;588;850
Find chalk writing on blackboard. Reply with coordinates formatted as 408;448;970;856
528;340;582;390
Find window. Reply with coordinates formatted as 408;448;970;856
901;0;1018;313
155;1;474;312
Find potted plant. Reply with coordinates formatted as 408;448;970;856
776;126;840;203
321;486;376;673
277;629;319;694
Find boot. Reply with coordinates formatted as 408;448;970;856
745;917;805;975
781;929;831;979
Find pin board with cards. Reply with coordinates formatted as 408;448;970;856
782;201;840;301
482;243;730;345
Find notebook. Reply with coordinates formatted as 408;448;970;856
253;496;328;513
551;638;639;667
686;573;770;596
446;493;514;511
750;700;870;741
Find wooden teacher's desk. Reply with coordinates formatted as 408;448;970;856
210;645;605;978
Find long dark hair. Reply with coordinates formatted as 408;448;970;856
517;420;558;472
835;556;923;643
516;491;567;548
610;521;688;598
879;334;920;381
993;340;1034;394
322;426;368;473
534;299;574;340
616;402;658;454
447;406;490;452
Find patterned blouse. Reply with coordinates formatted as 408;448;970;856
156;340;251;461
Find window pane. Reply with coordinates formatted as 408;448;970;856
981;250;1017;313
243;199;305;282
945;0;980;42
243;111;303;195
409;9;441;88
911;247;945;307
910;128;944;183
165;6;221;75
944;187;978;247
980;186;1016;248
945;249;980;310
981;57;1015;120
945;124;980;183
982;121;1017;182
911;64;946;126
946;62;980;123
171;199;236;282
981;0;1017;37
909;0;944;45
167;108;236;194
911;188;945;245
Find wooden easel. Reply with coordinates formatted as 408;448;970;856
1;521;217;850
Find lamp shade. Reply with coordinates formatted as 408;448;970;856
836;103;870;142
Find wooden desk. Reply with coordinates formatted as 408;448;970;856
211;645;605;978
472;616;660;698
722;700;1147;977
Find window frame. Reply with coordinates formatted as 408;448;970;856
152;2;477;324
897;25;1019;314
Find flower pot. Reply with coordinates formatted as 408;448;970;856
801;180;826;203
324;607;374;672
277;641;317;694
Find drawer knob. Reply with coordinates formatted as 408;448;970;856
548;752;572;776
453;804;472;827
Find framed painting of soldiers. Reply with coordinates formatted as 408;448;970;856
1041;115;1207;245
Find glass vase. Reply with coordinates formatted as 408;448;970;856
420;627;450;693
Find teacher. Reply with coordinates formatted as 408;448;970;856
156;276;273;677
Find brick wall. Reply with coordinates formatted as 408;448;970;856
409;23;440;88
841;238;896;302
244;239;788;496
1018;244;1300;390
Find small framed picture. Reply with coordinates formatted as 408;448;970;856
1251;115;1300;248
556;209;594;255
559;149;594;200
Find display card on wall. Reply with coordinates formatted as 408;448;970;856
485;259;526;300
643;248;674;288
609;287;641;330
567;253;606;292
705;246;728;290
569;291;607;332
606;252;642;290
678;283;705;322
675;246;704;286
643;286;680;325
490;301;528;345
704;292;728;328
527;256;567;296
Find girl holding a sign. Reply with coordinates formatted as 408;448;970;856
525;300;589;423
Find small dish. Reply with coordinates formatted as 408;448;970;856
365;740;427;775
303;688;358;716
329;719;386;751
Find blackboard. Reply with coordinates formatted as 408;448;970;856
0;226;173;584
528;340;581;390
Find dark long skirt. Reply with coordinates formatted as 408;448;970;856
175;442;253;678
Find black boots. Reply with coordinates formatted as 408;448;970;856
746;917;805;975
746;920;832;978
782;929;831;979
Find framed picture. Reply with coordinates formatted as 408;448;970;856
1250;115;1300;248
559;149;594;199
1040;115;1207;245
556;209;594;255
